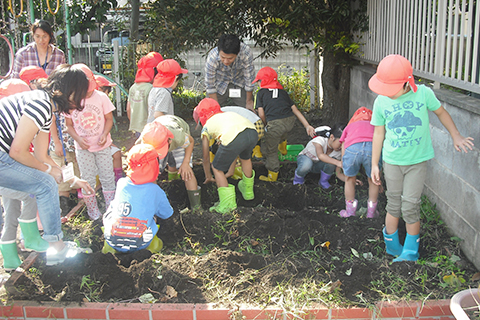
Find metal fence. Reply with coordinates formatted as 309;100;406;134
355;0;480;94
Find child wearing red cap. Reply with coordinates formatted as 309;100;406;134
147;59;188;122
19;66;48;89
369;54;474;262
252;67;315;182
65;63;116;220
102;144;173;254
127;52;163;138
139;115;201;209
194;98;258;214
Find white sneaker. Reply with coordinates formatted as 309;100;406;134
46;242;92;266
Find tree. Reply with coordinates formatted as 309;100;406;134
137;0;368;122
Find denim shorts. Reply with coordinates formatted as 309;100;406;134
342;141;381;178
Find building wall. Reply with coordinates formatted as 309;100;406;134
350;64;480;269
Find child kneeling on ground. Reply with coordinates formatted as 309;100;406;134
293;124;347;188
195;98;258;214
102;144;173;254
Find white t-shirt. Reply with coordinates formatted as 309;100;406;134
299;136;341;161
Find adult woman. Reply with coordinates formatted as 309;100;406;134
0;64;94;267
10;20;65;79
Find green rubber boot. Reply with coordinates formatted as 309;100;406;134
238;170;255;201
18;218;50;252
0;241;22;271
101;240;118;254
187;186;202;210
210;184;237;214
168;170;181;181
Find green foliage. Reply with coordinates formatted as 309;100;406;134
172;88;206;120
277;65;311;112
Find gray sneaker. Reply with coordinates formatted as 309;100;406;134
46;241;92;266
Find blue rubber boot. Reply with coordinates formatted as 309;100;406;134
383;227;403;257
393;233;420;262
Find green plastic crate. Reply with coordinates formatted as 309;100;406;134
278;144;304;161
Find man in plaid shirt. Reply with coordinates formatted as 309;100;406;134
204;34;255;111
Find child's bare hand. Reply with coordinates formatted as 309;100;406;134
98;134;108;146
179;164;193;181
371;166;381;186
453;135;474;153
203;176;216;184
78;138;90;150
306;125;315;138
355;179;363;186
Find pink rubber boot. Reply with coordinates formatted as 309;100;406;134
103;190;115;210
84;194;102;220
339;199;357;218
366;200;379;218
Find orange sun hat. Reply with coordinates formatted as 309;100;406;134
368;54;418;97
126;144;160;185
139;121;174;159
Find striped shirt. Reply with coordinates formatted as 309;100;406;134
0;90;53;153
11;43;66;79
204;42;255;95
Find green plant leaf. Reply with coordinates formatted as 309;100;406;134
351;248;359;258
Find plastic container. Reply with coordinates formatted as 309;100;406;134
278;144;304;161
450;288;480;319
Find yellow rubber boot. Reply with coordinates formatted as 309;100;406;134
146;236;164;253
102;240;118;254
259;170;278;182
231;166;243;180
278;140;288;155
252;145;263;159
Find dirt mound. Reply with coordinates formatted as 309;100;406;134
3;115;478;308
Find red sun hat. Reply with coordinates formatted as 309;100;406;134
193;98;223;126
94;74;116;87
0;79;30;99
140;121;174;159
368;54;418;97
72;63;98;92
252;66;283;89
126;144;160;185
19;66;48;85
152;59;188;88
135;52;164;83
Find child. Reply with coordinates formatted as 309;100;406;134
139;115;201;209
147;59;187;122
293;124;347;188
19;66;47;89
194;98;258;213
338;109;381;218
102;144;173;253
369;54;474;262
94;74;124;183
65;64;116;220
252;67;315;181
127;52;163;138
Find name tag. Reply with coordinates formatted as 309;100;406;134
229;88;241;98
62;162;75;182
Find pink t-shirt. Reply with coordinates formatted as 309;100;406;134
339;121;374;150
67;90;115;152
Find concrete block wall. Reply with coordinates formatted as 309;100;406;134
350;64;480;270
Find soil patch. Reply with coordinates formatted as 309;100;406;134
3;113;478;308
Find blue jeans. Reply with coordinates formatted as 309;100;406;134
0;151;63;242
295;154;336;177
342;141;382;178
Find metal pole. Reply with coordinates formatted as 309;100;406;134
113;39;122;117
29;0;34;24
64;0;73;64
